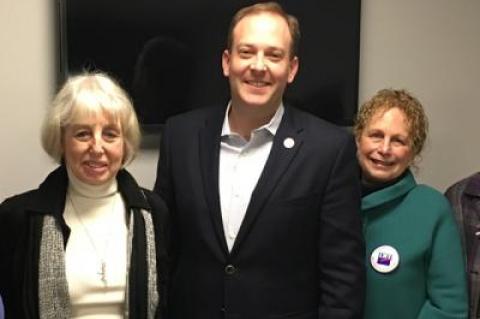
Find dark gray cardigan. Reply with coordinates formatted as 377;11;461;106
445;172;480;319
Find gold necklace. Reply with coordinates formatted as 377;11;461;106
68;194;117;288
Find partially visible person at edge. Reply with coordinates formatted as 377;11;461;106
154;2;364;319
0;294;4;319
354;88;468;319
0;72;169;318
446;172;480;319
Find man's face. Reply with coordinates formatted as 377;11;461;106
222;13;299;113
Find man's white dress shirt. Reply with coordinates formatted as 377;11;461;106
219;104;284;251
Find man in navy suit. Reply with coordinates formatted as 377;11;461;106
154;2;364;318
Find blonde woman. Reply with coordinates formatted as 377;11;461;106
0;72;169;318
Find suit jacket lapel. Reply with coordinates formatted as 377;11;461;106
198;107;230;255
231;106;304;256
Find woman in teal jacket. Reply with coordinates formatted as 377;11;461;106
354;89;467;319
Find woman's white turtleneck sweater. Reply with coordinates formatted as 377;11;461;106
63;169;128;318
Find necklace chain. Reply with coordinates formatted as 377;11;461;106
68;194;116;287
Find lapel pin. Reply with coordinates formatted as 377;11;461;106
370;245;400;273
283;137;295;149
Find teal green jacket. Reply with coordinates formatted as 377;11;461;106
362;171;468;319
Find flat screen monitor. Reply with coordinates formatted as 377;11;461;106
59;0;361;129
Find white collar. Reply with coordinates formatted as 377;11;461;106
221;102;285;138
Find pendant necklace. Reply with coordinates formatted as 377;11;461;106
68;194;116;288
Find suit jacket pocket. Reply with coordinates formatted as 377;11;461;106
272;191;320;208
268;310;318;319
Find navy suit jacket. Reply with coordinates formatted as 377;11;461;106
154;105;365;319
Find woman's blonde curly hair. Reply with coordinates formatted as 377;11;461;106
354;89;429;162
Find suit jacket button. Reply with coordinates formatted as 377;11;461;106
225;264;236;275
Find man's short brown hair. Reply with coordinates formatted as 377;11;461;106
226;2;300;59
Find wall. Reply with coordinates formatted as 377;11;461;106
0;0;56;199
1;0;479;200
359;0;480;189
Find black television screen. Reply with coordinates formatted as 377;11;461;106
60;0;361;128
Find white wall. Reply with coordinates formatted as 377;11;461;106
359;0;480;190
0;0;56;199
1;0;479;201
